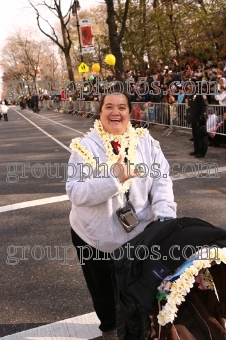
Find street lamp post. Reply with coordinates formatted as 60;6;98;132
71;0;84;63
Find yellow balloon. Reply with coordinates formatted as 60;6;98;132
105;54;116;66
92;63;100;73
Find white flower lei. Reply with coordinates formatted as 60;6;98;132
157;247;226;326
70;120;148;194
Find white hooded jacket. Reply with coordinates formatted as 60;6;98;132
66;127;177;252
0;104;9;114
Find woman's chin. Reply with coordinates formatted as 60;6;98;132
109;126;126;135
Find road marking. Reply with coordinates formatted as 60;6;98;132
14;109;71;152
23;109;85;135
0;195;69;213
0;312;101;340
1;166;225;213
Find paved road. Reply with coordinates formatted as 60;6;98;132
0;106;226;338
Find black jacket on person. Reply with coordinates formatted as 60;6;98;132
112;217;226;339
186;93;208;124
31;94;39;107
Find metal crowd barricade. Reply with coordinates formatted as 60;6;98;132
130;102;170;129
56;100;226;139
83;101;100;118
71;100;100;119
173;103;190;129
162;104;181;137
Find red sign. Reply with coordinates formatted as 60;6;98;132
80;25;93;48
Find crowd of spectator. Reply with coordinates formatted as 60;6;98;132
13;57;226;147
16;58;226;106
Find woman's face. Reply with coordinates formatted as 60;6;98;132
100;94;130;135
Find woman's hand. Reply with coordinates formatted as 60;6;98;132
114;154;137;183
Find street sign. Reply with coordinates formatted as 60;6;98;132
82;46;94;54
78;62;89;73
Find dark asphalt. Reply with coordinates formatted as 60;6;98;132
0;105;225;337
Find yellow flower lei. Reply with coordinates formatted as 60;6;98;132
70;120;148;194
70;137;97;169
157;247;226;326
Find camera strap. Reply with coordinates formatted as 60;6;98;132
111;140;139;231
111;140;131;203
125;190;130;202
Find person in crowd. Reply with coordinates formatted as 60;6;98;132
144;101;155;122
184;64;193;78
171;70;181;82
131;102;142;126
164;88;176;125
60;88;67;109
186;83;209;158
145;70;154;92
66;92;177;340
20;96;26;109
31;93;39;113
54;94;61;111
177;84;185;104
206;110;218;146
149;85;164;123
26;95;32;110
0;101;9;121
43;91;50;110
19;97;23;109
155;70;164;86
216;76;226;92
208;112;226;147
215;83;226;106
165;70;173;85
175;84;186;126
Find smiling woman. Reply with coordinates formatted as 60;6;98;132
99;93;132;135
66;92;177;339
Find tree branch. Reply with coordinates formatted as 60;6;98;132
28;1;66;52
118;0;130;43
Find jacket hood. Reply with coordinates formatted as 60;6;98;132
82;124;106;151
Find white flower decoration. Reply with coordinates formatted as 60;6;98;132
157;247;226;326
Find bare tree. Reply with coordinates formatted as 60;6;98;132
0;31;60;98
28;0;75;81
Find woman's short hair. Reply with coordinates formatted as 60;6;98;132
99;93;132;113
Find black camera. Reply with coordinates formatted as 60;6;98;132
116;201;139;233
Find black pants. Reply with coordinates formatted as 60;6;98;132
3;113;8;121
191;123;208;155
71;229;151;339
71;229;117;332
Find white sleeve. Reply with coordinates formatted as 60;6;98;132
66;151;123;207
215;91;226;102
148;139;177;220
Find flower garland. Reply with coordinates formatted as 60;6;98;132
157;247;226;326
70;120;148;194
70;137;97;169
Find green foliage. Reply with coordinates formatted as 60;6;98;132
120;0;226;71
2;0;226;88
